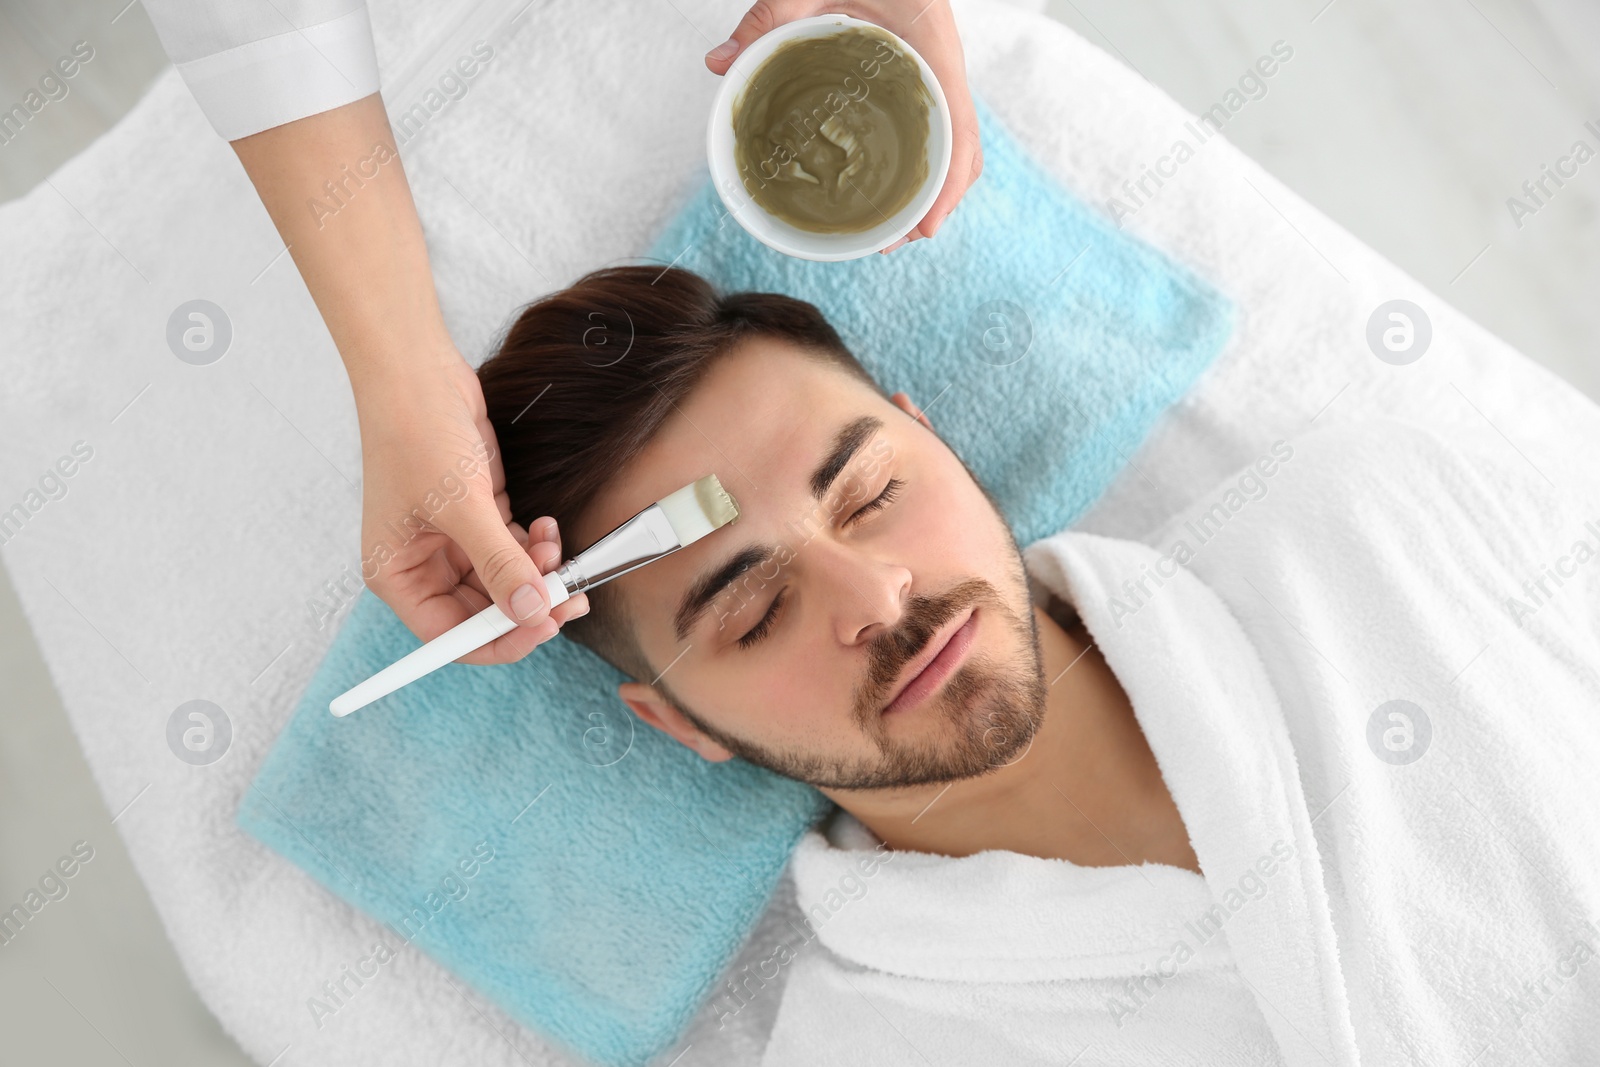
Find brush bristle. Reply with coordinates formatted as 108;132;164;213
694;474;740;530
656;473;740;546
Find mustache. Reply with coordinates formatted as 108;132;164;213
856;576;993;717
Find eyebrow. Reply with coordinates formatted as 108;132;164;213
672;414;883;642
807;413;881;499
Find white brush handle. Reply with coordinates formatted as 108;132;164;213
329;569;569;717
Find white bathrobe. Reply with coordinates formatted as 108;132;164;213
757;417;1600;1066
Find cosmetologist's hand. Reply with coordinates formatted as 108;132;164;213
703;0;983;253
352;353;591;666
229;95;586;666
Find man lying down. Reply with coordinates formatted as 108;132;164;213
477;266;1600;1066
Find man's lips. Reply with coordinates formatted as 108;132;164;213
880;606;978;716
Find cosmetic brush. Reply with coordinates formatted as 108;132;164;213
329;473;739;717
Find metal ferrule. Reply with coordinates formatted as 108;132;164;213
555;503;681;595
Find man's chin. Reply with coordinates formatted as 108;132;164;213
832;597;1048;789
817;659;1047;792
933;660;1047;775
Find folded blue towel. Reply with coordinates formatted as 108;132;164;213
237;92;1233;1067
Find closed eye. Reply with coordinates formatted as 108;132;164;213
847;476;904;526
736;477;906;650
736;588;785;649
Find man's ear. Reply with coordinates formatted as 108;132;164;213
616;681;734;762
889;390;935;431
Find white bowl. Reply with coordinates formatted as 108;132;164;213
705;14;953;262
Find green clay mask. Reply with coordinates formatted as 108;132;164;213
730;26;933;235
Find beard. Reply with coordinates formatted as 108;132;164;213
661;538;1049;792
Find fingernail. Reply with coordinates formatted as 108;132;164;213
511;582;547;620
707;37;738;62
575;602;590;618
881;236;909;253
926;214;945;238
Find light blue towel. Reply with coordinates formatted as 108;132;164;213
237;92;1233;1067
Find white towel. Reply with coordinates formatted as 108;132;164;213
759;416;1600;1066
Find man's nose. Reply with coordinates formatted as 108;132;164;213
803;537;912;646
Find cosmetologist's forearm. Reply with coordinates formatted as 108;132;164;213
228;92;460;390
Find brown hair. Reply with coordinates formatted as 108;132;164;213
477;264;885;682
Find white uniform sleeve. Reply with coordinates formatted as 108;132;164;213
140;0;381;140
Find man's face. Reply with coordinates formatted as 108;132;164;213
573;337;1046;794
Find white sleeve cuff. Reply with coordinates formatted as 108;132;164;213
171;5;381;141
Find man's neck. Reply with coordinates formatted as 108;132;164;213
825;600;1200;874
